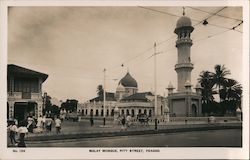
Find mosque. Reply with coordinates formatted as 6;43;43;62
78;71;167;118
78;11;202;118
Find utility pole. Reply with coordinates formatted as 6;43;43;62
103;68;106;126
154;43;157;117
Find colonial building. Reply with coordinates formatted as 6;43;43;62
167;12;202;117
7;64;48;122
78;72;167;118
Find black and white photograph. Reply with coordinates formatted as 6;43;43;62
0;0;249;159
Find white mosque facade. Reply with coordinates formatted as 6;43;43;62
78;72;167;118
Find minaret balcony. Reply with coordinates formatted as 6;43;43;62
175;63;194;70
176;39;193;46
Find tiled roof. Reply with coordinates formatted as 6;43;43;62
121;92;153;101
8;64;48;82
89;92;116;102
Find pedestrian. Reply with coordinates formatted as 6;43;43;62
17;121;28;147
55;116;62;134
126;114;132;128
46;116;53;132
26;116;34;133
42;115;46;129
33;115;43;133
90;117;94;126
90;110;94;126
121;115;126;130
7;120;18;146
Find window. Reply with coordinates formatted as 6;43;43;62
14;78;39;93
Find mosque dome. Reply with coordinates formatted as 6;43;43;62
118;72;138;88
176;16;192;29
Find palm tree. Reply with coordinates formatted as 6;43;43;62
220;78;242;114
220;78;242;101
97;84;104;97
198;71;215;104
212;65;231;102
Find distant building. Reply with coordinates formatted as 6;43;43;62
78;72;167;118
167;12;202;117
7;64;48;122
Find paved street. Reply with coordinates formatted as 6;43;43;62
26;129;241;147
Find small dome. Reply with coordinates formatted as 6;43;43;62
184;80;192;87
116;83;125;92
118;72;138;88
236;107;242;113
167;82;174;89
176;16;192;29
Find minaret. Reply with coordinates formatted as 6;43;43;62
174;9;194;92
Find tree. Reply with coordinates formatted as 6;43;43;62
97;84;104;97
212;65;231;102
198;65;242;116
43;95;52;114
220;78;242;101
60;99;78;112
220;78;242;115
198;71;215;104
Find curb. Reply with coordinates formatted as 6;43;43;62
26;123;242;142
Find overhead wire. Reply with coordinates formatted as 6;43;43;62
108;7;242;73
187;6;242;21
138;6;242;33
9;7;243;83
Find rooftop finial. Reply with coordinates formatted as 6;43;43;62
182;7;185;16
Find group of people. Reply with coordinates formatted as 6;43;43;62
7;115;62;147
7;120;28;147
119;114;132;130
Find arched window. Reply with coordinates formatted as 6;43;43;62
144;109;147;115
106;109;109;116
122;109;124;115
192;104;197;117
82;109;84;116
86;109;88;115
101;109;104;116
126;109;130;115
90;109;93;116
131;109;135;117
96;109;99;116
139;109;141;114
149;110;152;117
111;109;114;116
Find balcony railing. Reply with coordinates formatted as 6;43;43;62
118;102;153;108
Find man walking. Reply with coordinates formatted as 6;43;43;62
55;116;62;134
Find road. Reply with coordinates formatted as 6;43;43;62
26;129;241;147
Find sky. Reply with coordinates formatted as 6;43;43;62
8;6;243;103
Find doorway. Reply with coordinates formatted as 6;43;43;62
191;104;197;117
